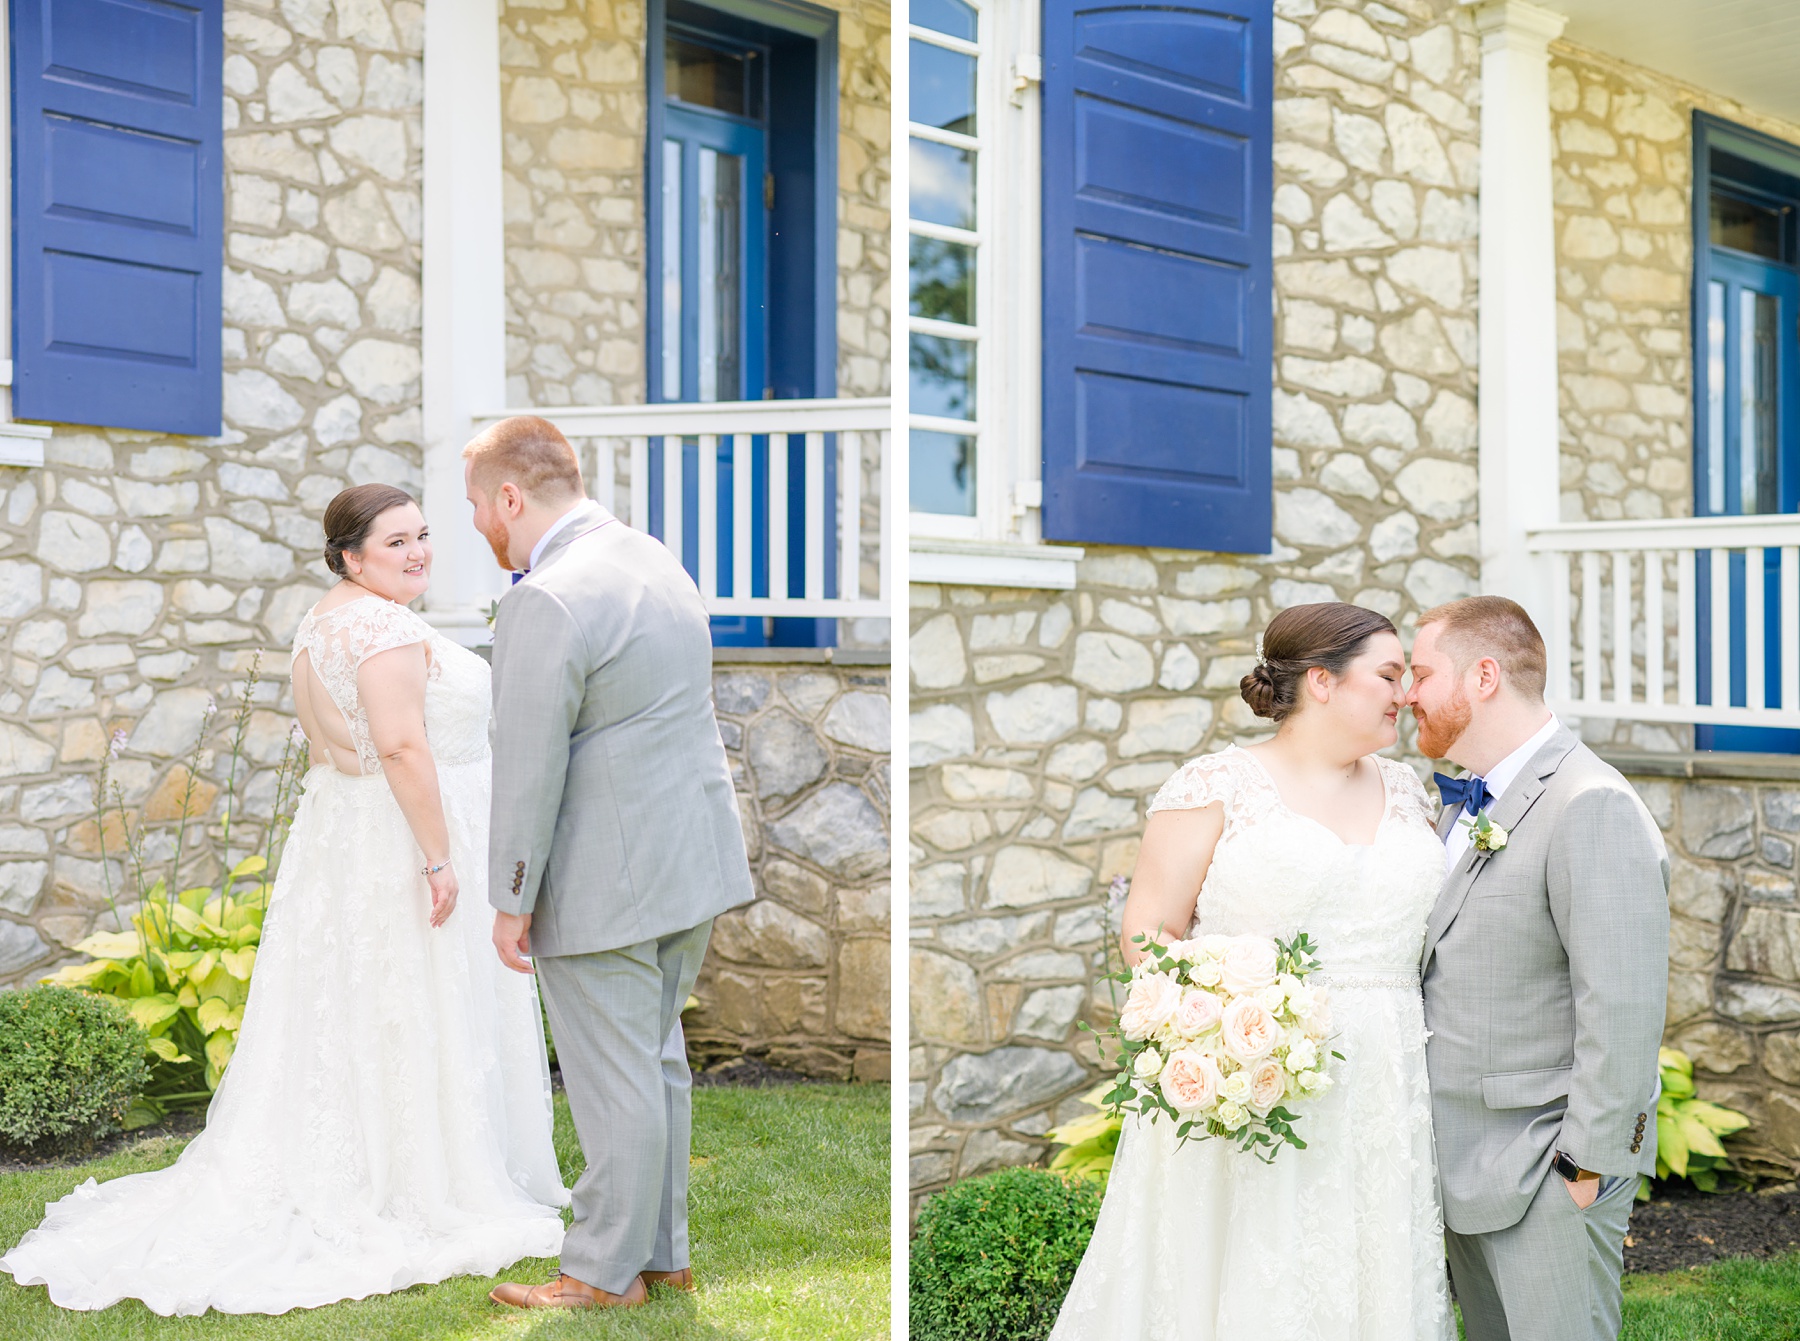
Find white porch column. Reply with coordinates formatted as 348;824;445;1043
421;0;508;642
1466;0;1568;616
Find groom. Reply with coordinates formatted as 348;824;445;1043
463;416;755;1310
1407;596;1668;1341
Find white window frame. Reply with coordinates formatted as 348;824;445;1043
906;0;1081;588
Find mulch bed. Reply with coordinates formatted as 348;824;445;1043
1625;1180;1800;1274
0;1107;206;1175
693;1055;813;1088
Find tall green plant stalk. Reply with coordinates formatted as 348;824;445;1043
216;651;260;872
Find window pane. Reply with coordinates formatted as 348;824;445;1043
662;139;683;399
911;0;976;42
1706;279;1724;515
667;35;754;118
911;40;976;136
911;428;977;515
910;235;975;325
911;332;975;420
910;138;975;229
1710;191;1785;261
698;148;742;402
1740;288;1779;515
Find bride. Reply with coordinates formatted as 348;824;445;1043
2;484;568;1315
1051;602;1452;1341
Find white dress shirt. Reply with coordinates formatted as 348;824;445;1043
525;504;584;573
1442;713;1560;874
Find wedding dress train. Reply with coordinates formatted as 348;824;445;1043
1051;747;1454;1341
2;598;568;1315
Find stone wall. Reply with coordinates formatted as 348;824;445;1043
908;0;1487;1201
1550;42;1800;529
498;0;890;408
689;654;891;1080
1614;759;1800;1175
0;0;424;985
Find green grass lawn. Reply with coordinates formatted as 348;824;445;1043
0;1083;889;1341
1452;1252;1800;1339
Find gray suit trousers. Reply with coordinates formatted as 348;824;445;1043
536;920;713;1294
1447;1169;1635;1341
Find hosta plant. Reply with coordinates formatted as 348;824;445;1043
1045;1085;1121;1187
1641;1045;1751;1200
44;652;308;1125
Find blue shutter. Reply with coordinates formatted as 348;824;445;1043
1040;0;1271;552
12;0;223;435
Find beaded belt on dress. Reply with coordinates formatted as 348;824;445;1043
1313;965;1421;990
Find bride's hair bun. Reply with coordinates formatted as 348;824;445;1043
1238;602;1398;723
1240;663;1280;719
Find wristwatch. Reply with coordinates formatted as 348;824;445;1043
1551;1149;1588;1181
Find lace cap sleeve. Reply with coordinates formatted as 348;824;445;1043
1379;756;1433;820
337;600;433;668
1147;750;1239;817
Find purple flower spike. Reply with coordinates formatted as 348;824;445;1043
108;728;129;759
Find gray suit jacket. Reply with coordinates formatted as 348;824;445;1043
486;500;754;957
1420;724;1669;1235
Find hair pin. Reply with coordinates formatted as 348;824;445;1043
1254;632;1267;668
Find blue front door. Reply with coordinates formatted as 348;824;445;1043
1696;249;1800;751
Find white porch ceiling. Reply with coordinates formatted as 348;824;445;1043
1548;0;1800;128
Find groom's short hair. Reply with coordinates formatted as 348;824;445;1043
462;416;584;502
1417;596;1547;701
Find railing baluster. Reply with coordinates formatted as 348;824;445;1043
878;428;891;603
1710;549;1731;710
1581;551;1601;703
1747;547;1766;711
1785;546;1800;713
1677;548;1697;707
1611;550;1632;707
769;433;790;601
630;437;649;531
804;431;825;602
663;434;684;572
840;428;862;602
592;438;616;513
697;434;718;599
732;434;752;601
1644;551;1664;706
1549;552;1571;702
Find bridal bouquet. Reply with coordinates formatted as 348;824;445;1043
1096;932;1338;1160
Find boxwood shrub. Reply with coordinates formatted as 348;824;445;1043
0;985;149;1156
910;1165;1103;1341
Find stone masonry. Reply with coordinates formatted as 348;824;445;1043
909;0;1487;1200
689;655;891;1080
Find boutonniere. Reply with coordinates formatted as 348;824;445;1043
485;598;501;629
1461;810;1508;853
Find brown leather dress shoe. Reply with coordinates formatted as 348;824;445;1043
640;1267;695;1291
489;1272;648;1310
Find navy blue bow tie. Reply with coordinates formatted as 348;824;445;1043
1435;773;1492;816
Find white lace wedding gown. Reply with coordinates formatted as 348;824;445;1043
1051;746;1453;1341
2;598;569;1315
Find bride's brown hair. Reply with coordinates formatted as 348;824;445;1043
1240;603;1398;723
322;483;418;577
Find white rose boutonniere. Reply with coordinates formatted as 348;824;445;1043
1460;809;1509;853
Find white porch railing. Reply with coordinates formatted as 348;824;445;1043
1527;515;1800;729
472;397;890;621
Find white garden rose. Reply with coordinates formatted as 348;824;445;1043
1163;938;1205;964
1174;988;1223;1037
1285;982;1318;1021
1201;934;1231;958
1220;1070;1252;1106
1119;971;1183;1041
1259;982;1288;1013
1216;1100;1248;1129
1247;1058;1287;1113
1220;936;1279;995
1302;987;1332;1040
1190;958;1223;988
1133;1045;1166;1083
1285;1038;1319;1073
1221;996;1281;1063
1160;1048;1221;1113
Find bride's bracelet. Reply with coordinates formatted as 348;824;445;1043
422;859;451;877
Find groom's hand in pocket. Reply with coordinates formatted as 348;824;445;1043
1562;1172;1601;1209
493;911;535;974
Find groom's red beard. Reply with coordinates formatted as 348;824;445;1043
1414;686;1472;760
479;516;514;570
